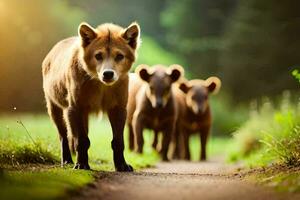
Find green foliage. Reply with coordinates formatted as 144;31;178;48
1;0;299;112
0;114;159;169
0;114;160;199
261;172;300;192
220;0;300;100
0;141;57;166
230;93;300;167
161;0;236;77
134;36;186;68
0;169;93;200
261;116;300;167
210;94;248;136
189;136;233;161
292;69;300;83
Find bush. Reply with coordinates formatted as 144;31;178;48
230;92;300;167
210;93;248;137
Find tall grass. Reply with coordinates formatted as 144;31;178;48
230;92;300;167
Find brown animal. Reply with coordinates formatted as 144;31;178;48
127;64;183;161
42;22;140;171
173;77;221;161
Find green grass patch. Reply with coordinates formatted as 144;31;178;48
229;93;300;167
0;114;160;169
229;93;300;192
0;141;57;166
0;113;160;200
0;113;232;200
189;136;233;161
0;168;93;200
244;165;300;193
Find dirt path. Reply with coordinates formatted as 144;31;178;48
73;158;299;200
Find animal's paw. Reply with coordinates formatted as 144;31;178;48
73;162;91;170
61;160;74;168
115;163;134;172
137;149;143;154
162;157;170;162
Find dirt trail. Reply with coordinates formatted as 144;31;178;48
73;158;299;200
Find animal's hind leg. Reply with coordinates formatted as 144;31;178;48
172;128;181;159
47;100;73;165
128;123;135;151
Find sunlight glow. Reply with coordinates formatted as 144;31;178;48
0;1;6;16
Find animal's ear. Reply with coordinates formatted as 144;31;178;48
179;81;191;94
205;76;221;94
168;64;184;83
78;22;97;47
122;22;141;49
136;64;152;82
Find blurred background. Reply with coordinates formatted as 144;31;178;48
0;2;299;197
0;0;299;136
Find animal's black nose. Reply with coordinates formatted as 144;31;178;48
156;100;163;108
103;70;114;80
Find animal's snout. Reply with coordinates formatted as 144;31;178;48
102;70;115;81
156;99;163;108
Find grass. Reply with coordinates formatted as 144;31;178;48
0;112;233;199
0;114;160;169
229;92;300;192
0;168;93;200
229;94;300;167
243;165;300;193
189;135;233;161
0;113;160;200
0;113;230;200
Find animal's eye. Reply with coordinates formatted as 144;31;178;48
95;53;103;61
115;54;124;62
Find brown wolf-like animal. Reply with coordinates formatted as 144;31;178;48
127;64;183;161
173;77;221;161
42;22;140;171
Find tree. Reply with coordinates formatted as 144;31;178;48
219;0;300;100
161;0;237;77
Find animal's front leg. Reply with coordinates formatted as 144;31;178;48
160;122;175;161
65;107;90;170
152;130;159;150
200;126;210;161
183;130;191;160
108;107;133;172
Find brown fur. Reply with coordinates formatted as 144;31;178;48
127;64;184;161
173;77;221;161
42;22;140;171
